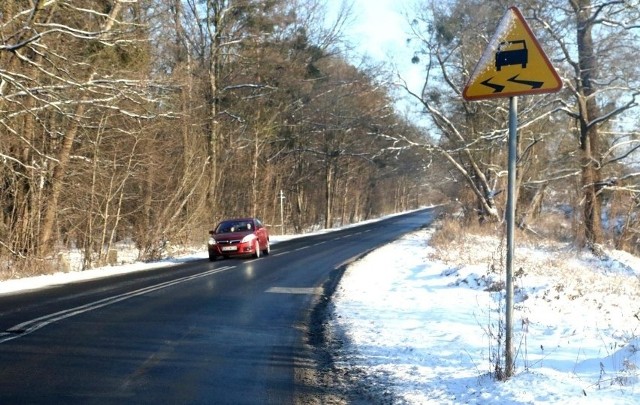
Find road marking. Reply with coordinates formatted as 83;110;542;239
0;266;236;344
266;287;323;295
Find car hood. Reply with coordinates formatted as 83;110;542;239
213;231;252;242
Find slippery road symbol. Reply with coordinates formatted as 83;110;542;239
481;78;505;93
507;74;543;89
481;74;544;93
462;6;562;101
479;40;543;93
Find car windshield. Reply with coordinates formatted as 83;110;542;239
215;220;252;233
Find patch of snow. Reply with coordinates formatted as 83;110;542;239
330;228;640;403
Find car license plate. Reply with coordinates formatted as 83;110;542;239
221;246;237;252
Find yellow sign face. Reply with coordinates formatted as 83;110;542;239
463;7;562;101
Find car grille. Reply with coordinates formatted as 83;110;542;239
218;239;241;245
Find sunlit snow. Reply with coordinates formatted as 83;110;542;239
330;227;640;404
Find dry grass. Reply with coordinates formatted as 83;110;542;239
0;256;61;281
428;214;640;312
429;210;583;264
430;215;501;247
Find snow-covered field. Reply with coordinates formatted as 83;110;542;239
330;227;640;404
1;218;639;404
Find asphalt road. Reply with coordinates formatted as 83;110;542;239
0;208;436;404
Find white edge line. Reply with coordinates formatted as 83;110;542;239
0;266;235;344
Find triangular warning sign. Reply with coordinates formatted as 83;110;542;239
462;7;562;101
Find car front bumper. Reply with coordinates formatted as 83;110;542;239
209;241;255;257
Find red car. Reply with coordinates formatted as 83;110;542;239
208;217;270;261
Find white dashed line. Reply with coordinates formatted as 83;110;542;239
266;287;323;295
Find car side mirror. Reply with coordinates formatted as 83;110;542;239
209;230;215;236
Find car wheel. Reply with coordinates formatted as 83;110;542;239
253;240;261;258
262;240;270;256
208;251;216;262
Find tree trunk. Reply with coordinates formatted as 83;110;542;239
251;129;260;217
518;183;547;229
206;1;226;210
324;161;334;229
37;1;125;256
574;0;604;246
38;103;86;256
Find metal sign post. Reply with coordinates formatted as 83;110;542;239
505;96;517;377
461;7;562;378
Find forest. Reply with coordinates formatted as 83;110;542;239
0;0;638;277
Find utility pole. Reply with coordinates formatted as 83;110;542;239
278;190;285;235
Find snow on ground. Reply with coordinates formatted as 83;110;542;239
1;216;639;404
0;249;208;295
330;227;640;404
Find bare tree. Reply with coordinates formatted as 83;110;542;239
402;1;515;223
1;0;159;262
531;0;640;248
405;0;640;251
0;0;439;277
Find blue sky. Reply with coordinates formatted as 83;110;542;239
347;0;409;59
339;0;426;118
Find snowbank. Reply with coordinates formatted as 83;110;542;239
330;228;640;404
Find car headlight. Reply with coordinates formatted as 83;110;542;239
208;237;217;246
241;234;256;243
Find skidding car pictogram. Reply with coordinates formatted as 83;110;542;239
495;40;527;71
